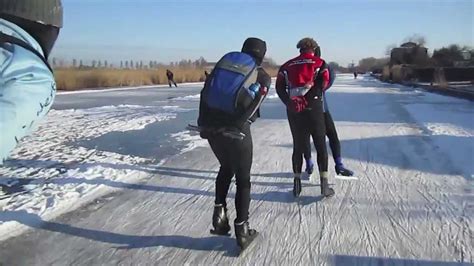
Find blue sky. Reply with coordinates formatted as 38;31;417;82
52;0;473;66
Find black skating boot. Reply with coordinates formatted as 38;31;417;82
234;221;258;252
335;164;354;176
320;176;335;198
210;204;231;236
293;177;302;197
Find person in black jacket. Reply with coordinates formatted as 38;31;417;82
197;37;271;251
166;69;177;87
302;47;354;177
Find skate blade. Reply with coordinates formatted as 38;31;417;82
335;175;358;180
210;229;231;237
238;232;260;257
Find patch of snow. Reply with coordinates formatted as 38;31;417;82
0;104;185;240
57;82;205;95
170;131;208;154
172;94;201;101
425;123;473;137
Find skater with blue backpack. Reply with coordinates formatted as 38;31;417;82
196;37;271;253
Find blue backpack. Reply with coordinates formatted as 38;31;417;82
203;52;258;114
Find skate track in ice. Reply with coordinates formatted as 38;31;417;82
0;75;472;265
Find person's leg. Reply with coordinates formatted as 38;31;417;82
325;111;353;176
310;125;328;177
233;123;252;223
287;111;306;176
287;111;308;196
303;136;314;174
288;107;312;167
232;123;258;248
325;111;341;162
208;136;234;207
168;79;172;88
208;135;234;235
308;105;334;197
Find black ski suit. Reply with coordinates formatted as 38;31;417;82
276;53;330;177
198;67;271;223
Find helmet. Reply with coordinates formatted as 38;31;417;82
0;0;63;28
242;37;267;65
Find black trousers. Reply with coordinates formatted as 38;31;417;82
168;79;177;87
302;111;341;162
287;103;328;175
208;124;252;223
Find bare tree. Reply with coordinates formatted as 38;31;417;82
403;34;427;47
385;44;397;56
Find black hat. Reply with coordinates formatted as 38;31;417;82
241;37;267;65
0;0;63;28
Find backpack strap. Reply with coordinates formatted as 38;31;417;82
0;31;53;73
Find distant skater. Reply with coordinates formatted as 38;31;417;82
166;69;178;87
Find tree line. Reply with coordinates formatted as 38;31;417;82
357;34;473;73
50;56;210;69
50;56;280;70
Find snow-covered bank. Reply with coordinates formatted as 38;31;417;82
0;103;197;241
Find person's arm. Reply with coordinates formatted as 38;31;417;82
276;67;290;105
323;65;336;91
0;46;55;164
197;81;210;127
236;67;271;126
304;60;329;102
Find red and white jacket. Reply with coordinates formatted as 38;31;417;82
276;52;330;105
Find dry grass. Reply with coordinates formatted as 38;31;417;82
55;67;279;91
54;68;206;91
